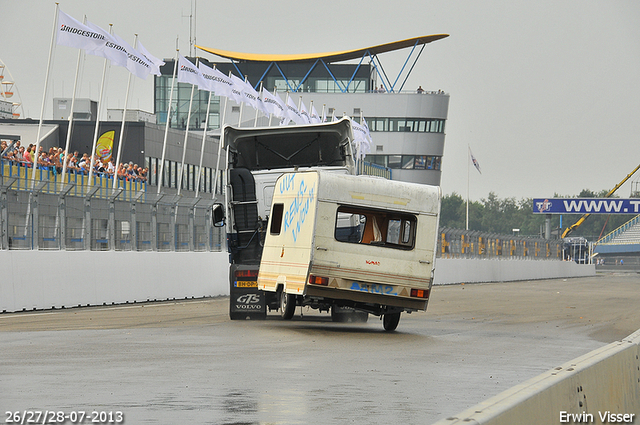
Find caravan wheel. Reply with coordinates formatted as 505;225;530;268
280;291;296;320
382;312;401;331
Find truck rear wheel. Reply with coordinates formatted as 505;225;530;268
280;291;296;320
382;312;401;331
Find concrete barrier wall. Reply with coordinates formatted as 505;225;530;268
433;258;595;285
0;251;230;312
1;251;596;312
432;329;640;425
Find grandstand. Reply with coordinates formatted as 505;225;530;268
593;215;640;269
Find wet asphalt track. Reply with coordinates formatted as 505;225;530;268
2;273;639;424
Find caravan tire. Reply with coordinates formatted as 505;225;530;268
280;291;296;320
382;312;401;331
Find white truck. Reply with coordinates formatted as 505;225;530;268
257;169;441;331
218;119;356;319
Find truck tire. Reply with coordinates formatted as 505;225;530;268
382;312;401;331
280;291;296;320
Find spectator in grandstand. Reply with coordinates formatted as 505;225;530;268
2;149;16;162
136;165;147;182
106;158;116;176
117;163;127;180
126;163;137;180
66;155;79;173
94;157;106;174
37;151;51;170
77;154;90;174
15;146;25;162
52;151;63;173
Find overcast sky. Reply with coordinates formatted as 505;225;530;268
2;0;639;200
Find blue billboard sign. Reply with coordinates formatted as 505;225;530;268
533;198;640;214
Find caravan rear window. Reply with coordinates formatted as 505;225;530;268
334;206;416;250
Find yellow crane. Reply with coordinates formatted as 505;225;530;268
561;163;640;238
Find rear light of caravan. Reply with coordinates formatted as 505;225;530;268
410;288;429;299
308;275;329;286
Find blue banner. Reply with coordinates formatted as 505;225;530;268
533;198;640;214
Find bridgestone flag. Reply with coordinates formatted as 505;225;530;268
138;42;164;76
85;20;128;68
177;55;206;87
285;95;305;125
57;10;106;52
261;90;286;119
199;63;233;98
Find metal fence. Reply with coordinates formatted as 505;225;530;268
1;162;223;252
437;227;565;261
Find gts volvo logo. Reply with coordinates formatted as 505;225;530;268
237;294;260;304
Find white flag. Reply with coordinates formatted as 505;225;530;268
199;63;231;97
228;74;246;105
138;41;164;76
85;21;128;67
362;116;373;145
178;55;206;87
261;90;286;118
57;10;107;52
230;74;260;110
310;104;321;124
285;95;305;125
110;32;153;80
469;147;482;174
299;99;311;124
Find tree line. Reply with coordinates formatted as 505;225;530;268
440;190;636;240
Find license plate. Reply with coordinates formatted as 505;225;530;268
235;281;258;288
350;282;398;296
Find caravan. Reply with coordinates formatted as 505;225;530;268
257;170;441;331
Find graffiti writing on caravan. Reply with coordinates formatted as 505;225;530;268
281;174;315;243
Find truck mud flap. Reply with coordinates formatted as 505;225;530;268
229;286;267;320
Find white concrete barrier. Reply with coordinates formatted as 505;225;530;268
432;329;640;425
1;252;595;313
433;258;595;285
0;251;230;312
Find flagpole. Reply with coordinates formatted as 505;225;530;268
85;24;111;194
254;82;263;127
212;72;230;199
282;92;290;126
112;34;138;192
58;20;84;192
466;144;470;231
177;57;199;196
237;75;247;127
32;3;59;189
195;89;212;197
158;43;179;194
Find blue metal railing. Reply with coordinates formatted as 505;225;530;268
1;159;146;201
596;215;640;245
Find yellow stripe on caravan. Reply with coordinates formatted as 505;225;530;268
348;191;410;206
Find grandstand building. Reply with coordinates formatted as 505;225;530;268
156;35;450;187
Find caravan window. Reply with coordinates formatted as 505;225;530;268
270;203;284;235
334;206;416;250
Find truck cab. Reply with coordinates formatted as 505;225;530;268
221;119;356;319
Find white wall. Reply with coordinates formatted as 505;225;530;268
0;251;595;313
1;251;230;312
433;258;595;285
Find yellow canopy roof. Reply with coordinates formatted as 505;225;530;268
195;34;449;63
